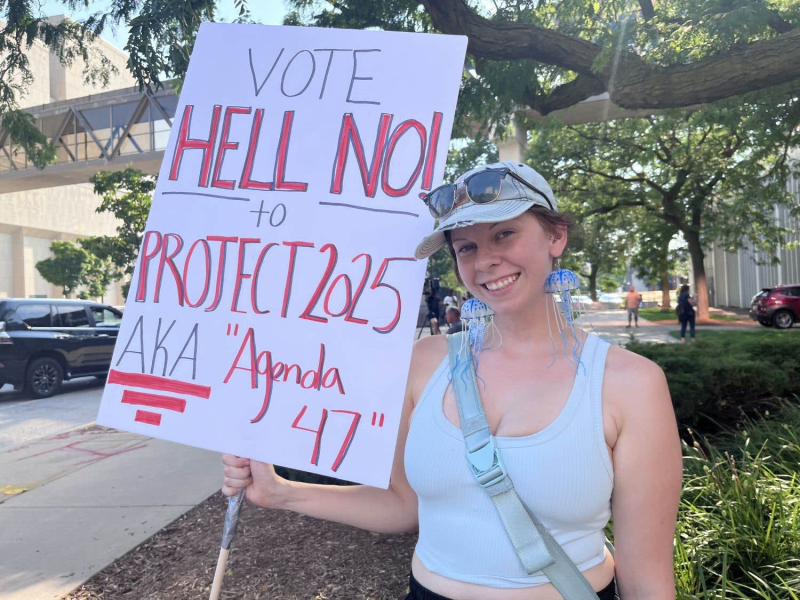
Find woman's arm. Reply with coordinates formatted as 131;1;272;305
222;335;446;535
605;350;683;599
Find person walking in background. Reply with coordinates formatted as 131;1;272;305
625;285;642;328
425;291;442;335
443;293;458;312
444;306;463;334
677;284;696;343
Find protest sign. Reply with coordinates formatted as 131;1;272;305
96;23;467;488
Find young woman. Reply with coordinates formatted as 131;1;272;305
677;284;696;343
222;162;683;600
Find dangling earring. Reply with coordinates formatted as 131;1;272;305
544;259;584;371
460;297;495;359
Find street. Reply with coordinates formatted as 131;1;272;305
0;379;222;600
0;378;106;451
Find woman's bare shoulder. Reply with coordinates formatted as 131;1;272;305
407;335;449;401
603;343;671;427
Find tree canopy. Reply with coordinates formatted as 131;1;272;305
4;0;800;158
83;168;155;296
35;239;114;298
529;90;800;318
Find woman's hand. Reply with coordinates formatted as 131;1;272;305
221;454;290;509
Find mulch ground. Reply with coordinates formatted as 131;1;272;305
65;491;417;599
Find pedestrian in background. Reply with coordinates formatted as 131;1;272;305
426;291;441;335
625;285;642;328
444;306;462;334
677;284;696;343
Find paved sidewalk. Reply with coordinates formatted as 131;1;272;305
577;308;679;346
417;309;680;346
0;425;221;600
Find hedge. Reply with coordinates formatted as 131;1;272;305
627;333;800;432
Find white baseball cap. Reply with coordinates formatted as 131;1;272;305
414;161;558;259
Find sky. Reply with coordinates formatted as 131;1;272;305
38;0;288;52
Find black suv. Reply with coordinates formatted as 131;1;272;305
0;298;123;398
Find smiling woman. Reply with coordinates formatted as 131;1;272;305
221;161;683;600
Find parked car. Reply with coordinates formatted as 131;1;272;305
749;284;800;329
571;294;595;306
0;298;123;398
598;292;623;308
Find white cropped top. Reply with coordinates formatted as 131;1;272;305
404;333;613;588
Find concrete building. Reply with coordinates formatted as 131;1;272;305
0;16;137;303
701;181;800;309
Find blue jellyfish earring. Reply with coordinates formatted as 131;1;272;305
544;259;585;370
460;297;495;358
453;297;496;387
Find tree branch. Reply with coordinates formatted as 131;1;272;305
613;29;800;108
422;0;800;111
421;0;606;76
582;200;646;217
527;75;607;115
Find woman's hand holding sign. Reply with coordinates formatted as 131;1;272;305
221;454;289;509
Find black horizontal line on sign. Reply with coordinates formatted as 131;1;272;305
162;191;250;202
319;201;419;217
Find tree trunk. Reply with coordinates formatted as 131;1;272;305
660;271;671;310
588;265;598;302
684;231;709;320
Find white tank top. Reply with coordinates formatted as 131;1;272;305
405;333;613;588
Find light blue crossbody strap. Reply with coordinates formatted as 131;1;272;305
447;332;600;600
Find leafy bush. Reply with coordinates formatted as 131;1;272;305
627;334;800;432
675;403;800;598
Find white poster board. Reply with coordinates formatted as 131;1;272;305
96;23;466;488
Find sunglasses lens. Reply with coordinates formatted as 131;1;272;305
466;171;503;204
428;185;456;218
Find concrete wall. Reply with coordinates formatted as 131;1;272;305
0;233;12;298
2;184;119;236
3;15;136;109
5;32;52;108
23;235;59;297
0;186;124;303
45;15;135;103
0;15;133;305
703;177;800;308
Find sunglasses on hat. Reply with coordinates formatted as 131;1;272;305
420;167;554;220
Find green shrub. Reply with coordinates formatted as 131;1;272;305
675;403;800;598
627;334;800;432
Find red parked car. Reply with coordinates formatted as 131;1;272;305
749;284;800;329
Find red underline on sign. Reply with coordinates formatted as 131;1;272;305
108;369;211;399
135;410;162;425
318;201;419;217
121;390;187;412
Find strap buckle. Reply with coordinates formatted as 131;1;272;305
465;435;507;488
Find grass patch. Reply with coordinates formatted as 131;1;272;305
675;402;800;598
709;314;745;322
667;329;795;342
640;308;747;323
639;308;679;322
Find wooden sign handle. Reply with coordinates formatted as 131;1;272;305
209;547;230;600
